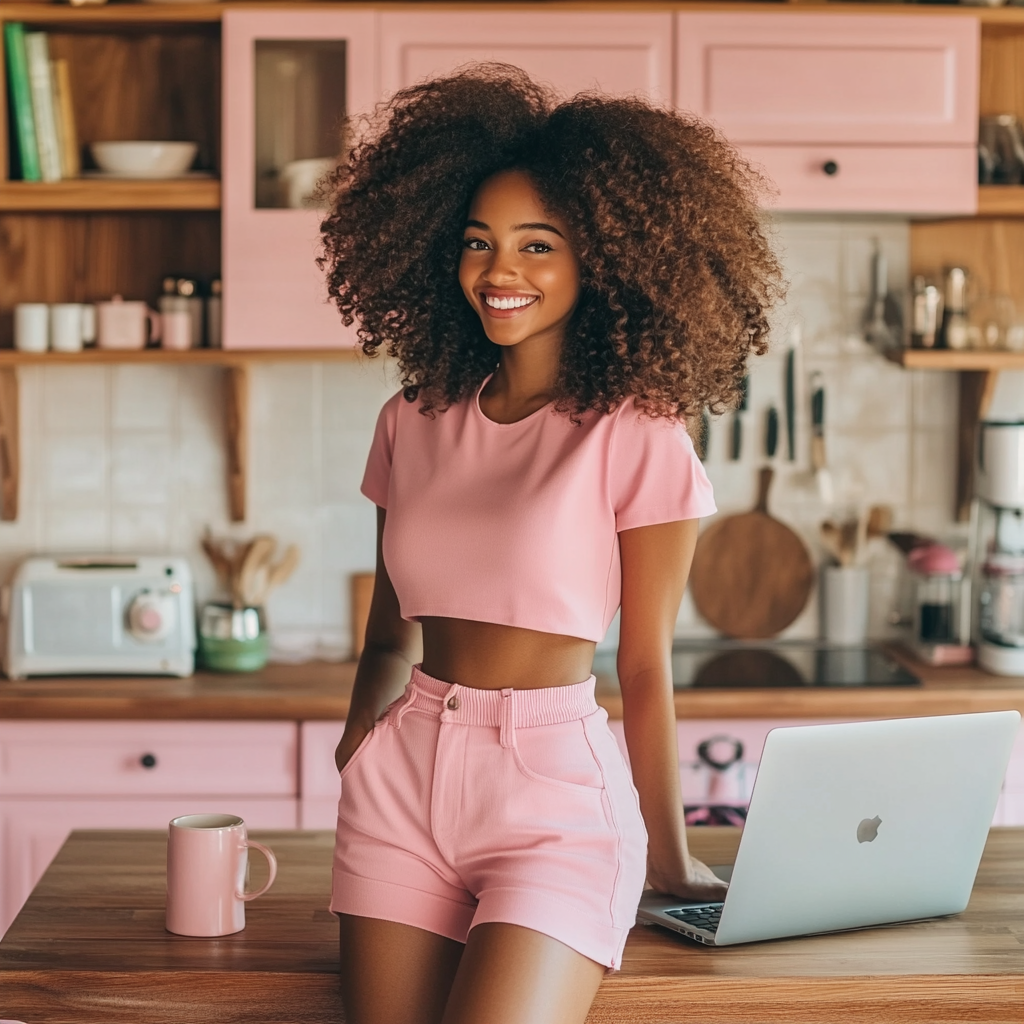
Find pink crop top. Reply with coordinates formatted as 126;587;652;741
360;375;717;642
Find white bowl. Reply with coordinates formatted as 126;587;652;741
90;141;199;179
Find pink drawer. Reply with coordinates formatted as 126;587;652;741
745;144;976;215
301;720;344;800
0;721;297;797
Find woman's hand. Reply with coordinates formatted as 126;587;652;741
334;726;371;774
647;855;729;903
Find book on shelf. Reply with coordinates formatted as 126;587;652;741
24;31;62;182
3;26;81;184
51;58;80;179
3;22;41;182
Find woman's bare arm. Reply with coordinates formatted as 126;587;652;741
617;519;729;901
335;506;422;771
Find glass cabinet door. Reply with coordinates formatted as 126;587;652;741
254;40;348;210
223;11;377;350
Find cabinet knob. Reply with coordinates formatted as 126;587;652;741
140;753;157;769
822;160;839;177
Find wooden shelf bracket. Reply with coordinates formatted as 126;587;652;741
0;368;18;522
956;369;999;523
224;365;249;523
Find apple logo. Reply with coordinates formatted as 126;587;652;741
857;815;882;843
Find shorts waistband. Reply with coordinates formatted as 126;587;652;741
401;664;599;728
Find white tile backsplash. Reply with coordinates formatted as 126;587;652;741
3;215;1012;656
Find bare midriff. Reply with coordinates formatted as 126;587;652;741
419;617;597;691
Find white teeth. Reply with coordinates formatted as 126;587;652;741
485;295;534;310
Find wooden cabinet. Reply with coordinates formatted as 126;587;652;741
0;720;299;936
379;10;672;101
676;12;979;214
221;9;377;350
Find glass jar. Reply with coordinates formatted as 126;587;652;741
908;544;964;645
979;553;1024;648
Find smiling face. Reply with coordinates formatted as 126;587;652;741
459;170;580;353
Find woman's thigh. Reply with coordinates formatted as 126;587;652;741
441;923;605;1024
339;914;464;1024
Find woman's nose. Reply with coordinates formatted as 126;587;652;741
484;245;520;282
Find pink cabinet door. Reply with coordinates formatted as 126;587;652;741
0;721;298;797
222;10;378;350
380;10;672;101
0;796;297;937
676;13;978;146
300;720;343;829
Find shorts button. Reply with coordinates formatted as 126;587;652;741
446;696;460;711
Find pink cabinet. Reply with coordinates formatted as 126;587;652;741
300;720;343;829
0;721;298;937
221;9;378;349
380;10;672;101
676;12;979;214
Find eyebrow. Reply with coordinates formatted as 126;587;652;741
465;219;565;239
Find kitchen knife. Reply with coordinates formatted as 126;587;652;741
785;348;796;462
810;372;834;504
766;405;779;460
731;375;749;461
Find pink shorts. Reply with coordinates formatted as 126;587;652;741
331;665;648;970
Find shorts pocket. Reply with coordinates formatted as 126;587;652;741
511;718;606;796
338;721;384;781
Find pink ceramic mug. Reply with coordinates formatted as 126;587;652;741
166;813;277;937
96;295;161;350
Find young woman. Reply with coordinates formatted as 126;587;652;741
320;66;781;1024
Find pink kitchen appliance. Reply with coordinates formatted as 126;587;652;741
1;556;195;679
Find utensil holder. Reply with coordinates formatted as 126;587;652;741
821;565;870;645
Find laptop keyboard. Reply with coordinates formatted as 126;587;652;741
666;905;724;934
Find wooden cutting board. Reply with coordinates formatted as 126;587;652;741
689;467;814;639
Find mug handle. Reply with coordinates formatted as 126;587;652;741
237;839;278;901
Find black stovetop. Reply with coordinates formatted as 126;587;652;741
594;641;920;689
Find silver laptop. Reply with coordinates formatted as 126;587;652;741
638;710;1020;946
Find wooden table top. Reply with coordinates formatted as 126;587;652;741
1;828;1021;1024
1;649;1024;721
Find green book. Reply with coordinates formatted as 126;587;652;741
4;22;41;182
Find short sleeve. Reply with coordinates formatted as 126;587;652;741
610;401;717;532
360;392;402;509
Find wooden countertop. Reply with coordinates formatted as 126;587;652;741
1;827;1021;1024
2;651;1024;720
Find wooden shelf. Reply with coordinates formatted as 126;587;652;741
887;348;1024;372
977;186;1024;217
0;3;224;26
0;179;220;212
0;348;360;366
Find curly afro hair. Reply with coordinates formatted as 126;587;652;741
320;64;783;420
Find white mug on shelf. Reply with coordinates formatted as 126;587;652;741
14;303;49;352
50;303;97;353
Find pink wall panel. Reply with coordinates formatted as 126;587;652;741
677;13;979;146
222;10;378;349
380;11;673;101
0;721;297;797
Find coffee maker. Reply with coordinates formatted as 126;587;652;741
975;421;1024;675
